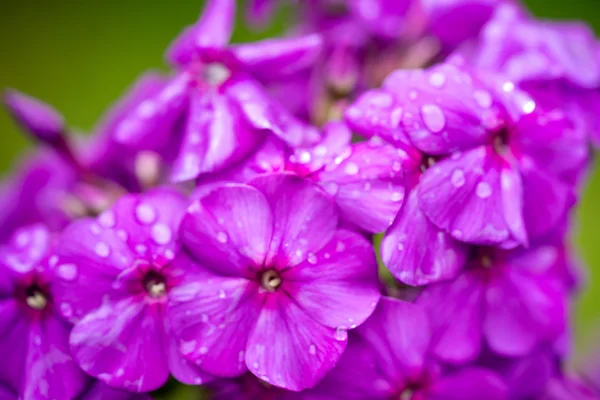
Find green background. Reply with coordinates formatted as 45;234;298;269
0;1;598;397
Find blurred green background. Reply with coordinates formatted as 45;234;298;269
0;0;598;397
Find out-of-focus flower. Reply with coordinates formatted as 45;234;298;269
169;174;381;391
195;122;406;233
417;242;568;364
114;0;322;183
52;188;212;392
0;224;88;399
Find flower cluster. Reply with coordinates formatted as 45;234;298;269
1;0;599;399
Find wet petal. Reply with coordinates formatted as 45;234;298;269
171;91;263;182
381;189;468;286
417;270;486;364
166;0;235;65
52;219;135;321
419;146;525;246
245;295;347;391
165;331;214;386
249;174;338;268
180;184;273;276
233;34;323;81
168;274;261;377
284;230;380;330
70;297;169;392
0;224;52;275
316;141;406;233
383;64;501;155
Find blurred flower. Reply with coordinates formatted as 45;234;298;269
169;174;381;391
0;224;88;399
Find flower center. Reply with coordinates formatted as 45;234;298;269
25;285;48;310
142;271;167;298
493;128;510;155
400;389;414;400
420;155;436;172
203;63;231;86
260;269;282;292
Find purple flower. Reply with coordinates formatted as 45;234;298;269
214;297;508;399
348;61;586;248
3;90;65;142
195;122;406;234
169;174;381;391
114;0;322;183
52;188;212;392
0;224;88;399
0;150;77;242
78;381;153;400
417;241;568;364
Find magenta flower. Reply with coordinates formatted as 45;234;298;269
169;174;381;391
114;0;322;183
195;122;406;233
348;61;586;248
77;381;153;400
0;224;88;399
52;188;212;392
417;241;568;364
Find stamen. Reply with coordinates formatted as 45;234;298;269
203;63;231;86
420;156;436;172
26;287;48;310
147;281;167;298
400;389;414;400
260;269;282;292
481;256;493;269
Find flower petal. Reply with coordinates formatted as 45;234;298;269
428;367;508;400
52;219;135;321
484;261;567;357
22;316;88;400
181;184;273;276
233;34;323;81
3;90;64;142
245;295;347;391
417;270;485;364
0;224;51;275
70;297;169;392
419;146;525;246
168;274;261;377
382;64;502;155
166;0;235;66
171;91;264;182
381;189;468;286
316;141;406;233
284;230;380;330
80;381;153;400
165;331;214;386
249;174;338;268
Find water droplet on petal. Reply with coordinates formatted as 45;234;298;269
473;90;492;109
476;182;492;199
344;162;359;175
151;223;172;245
421;104;446;133
391;192;403;202
451;169;466;188
218;289;226;299
60;303;73;318
201;313;209;323
217;232;228;244
58;264;78;281
95;242;110;258
98;210;116;228
135;203;157;225
429;72;446;88
309;344;317;355
307;253;317;264
397;243;405;251
199;346;208;355
334;327;348;341
324;182;339;196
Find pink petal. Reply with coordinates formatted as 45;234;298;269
166;0;235;65
316;141;406;233
80;381;153;400
70;297;169;392
171;91;264;182
3;89;65;142
419;146;526;246
249;174;338;268
165;331;214;386
484;263;567;357
284;230;380;329
417;270;485;364
245;295;347;391
383;64;501;155
519;156;573;240
114;73;190;148
180;184;273;276
233;34;323;81
168;274;261;377
52;220;136;321
22;316;88;400
428;367;508;400
225;78;320;147
381;189;468;286
0;224;51;275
